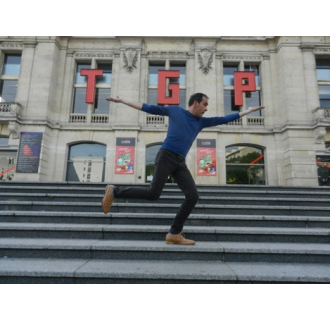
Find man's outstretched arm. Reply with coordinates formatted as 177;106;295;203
106;96;143;110
239;106;265;118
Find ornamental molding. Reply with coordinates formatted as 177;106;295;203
315;127;327;144
123;48;138;73
0;42;23;49
222;54;262;61
314;48;330;54
198;49;213;74
8;121;19;139
147;51;188;59
74;52;114;58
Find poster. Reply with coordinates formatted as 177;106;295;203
115;138;135;174
197;139;216;176
16;132;43;173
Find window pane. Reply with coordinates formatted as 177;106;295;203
223;65;238;86
319;85;330;107
226;146;265;185
316;155;330;186
148;88;158;105
0;137;9;145
94;88;110;114
2;55;21;76
224;90;240;115
66;143;106;182
0;151;17;181
179;89;186;109
75;64;90;84
73;88;88;113
96;63;112;84
226;165;265;185
246;91;261;116
0;80;18;102
226;146;264;164
69;143;106;159
245;64;260;86
316;59;330;81
170;65;186;86
149;64;165;85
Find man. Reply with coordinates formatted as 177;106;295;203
103;93;264;245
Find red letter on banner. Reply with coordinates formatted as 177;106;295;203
234;71;256;106
80;69;104;104
157;70;180;105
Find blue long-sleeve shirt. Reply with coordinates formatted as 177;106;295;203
142;104;240;158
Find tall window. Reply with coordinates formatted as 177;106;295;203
73;62;112;114
148;61;186;108
223;64;240;115
223;63;261;117
226;145;265;185
0;54;21;103
316;58;330;107
66;143;106;182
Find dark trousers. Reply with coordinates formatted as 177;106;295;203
113;148;199;234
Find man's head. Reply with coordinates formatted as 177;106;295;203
188;93;209;118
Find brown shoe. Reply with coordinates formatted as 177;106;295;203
102;185;115;214
165;233;195;245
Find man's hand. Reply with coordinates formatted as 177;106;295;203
247;106;265;113
105;97;143;110
106;96;123;103
239;106;265;118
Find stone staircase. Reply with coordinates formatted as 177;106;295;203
0;181;330;283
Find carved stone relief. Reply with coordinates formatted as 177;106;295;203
198;49;213;74
123;48;138;73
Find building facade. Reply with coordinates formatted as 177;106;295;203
0;36;329;186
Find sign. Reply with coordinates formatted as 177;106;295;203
234;71;257;106
16;132;43;173
80;69;103;103
197;139;216;176
157;70;180;105
115;138;135;174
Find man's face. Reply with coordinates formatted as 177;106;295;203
193;97;209;118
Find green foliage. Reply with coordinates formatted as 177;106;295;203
226;152;264;185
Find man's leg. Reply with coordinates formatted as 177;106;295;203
169;162;199;234
102;149;176;213
165;161;199;245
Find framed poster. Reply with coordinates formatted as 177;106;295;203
115;138;135;174
197;139;216;176
16;132;43;173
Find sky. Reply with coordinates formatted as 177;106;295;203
2;1;324;36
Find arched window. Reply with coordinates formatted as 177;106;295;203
66;143;106;182
226;145;265;185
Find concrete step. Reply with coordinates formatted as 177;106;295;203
1;223;330;243
1;238;330;264
1;183;330;197
1;211;330;228
1;201;330;216
2;193;330;207
0;258;329;283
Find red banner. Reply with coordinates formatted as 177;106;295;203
197;139;217;176
115;138;135;174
